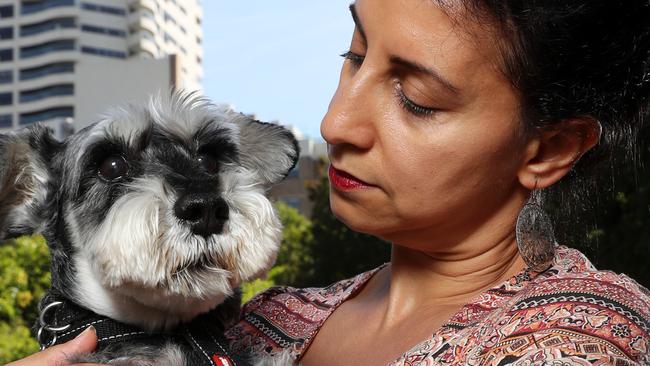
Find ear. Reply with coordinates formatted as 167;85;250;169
0;125;60;240
518;117;601;189
237;118;300;185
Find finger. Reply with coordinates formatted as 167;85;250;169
17;326;99;366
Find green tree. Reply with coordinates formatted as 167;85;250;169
242;202;315;299
272;202;314;286
304;175;391;287
0;235;51;363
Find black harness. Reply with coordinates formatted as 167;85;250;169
37;292;248;366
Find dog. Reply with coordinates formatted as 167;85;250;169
0;91;298;365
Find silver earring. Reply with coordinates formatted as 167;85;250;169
515;190;556;272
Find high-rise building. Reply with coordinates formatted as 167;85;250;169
0;0;203;136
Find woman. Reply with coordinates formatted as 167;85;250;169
226;0;650;365
11;0;650;365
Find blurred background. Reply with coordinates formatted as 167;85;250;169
0;0;648;362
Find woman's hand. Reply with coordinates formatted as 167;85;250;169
6;326;106;366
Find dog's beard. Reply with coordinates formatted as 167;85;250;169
67;169;281;328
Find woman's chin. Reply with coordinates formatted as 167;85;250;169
329;194;398;238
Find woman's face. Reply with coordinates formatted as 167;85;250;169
322;0;530;248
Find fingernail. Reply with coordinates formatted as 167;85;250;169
75;325;96;339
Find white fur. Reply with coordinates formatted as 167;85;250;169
254;349;295;366
146;90;240;144
69;169;281;330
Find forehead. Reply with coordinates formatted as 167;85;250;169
354;0;508;94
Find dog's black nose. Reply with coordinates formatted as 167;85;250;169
174;193;229;237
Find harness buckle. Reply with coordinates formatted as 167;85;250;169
37;301;71;350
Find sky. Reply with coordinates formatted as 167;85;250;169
202;2;354;140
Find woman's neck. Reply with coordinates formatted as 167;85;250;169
359;234;526;328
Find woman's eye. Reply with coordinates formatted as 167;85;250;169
98;156;129;181
340;50;365;68
197;154;218;174
395;82;440;117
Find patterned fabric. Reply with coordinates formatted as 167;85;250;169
225;246;650;365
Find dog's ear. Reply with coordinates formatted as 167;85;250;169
0;125;60;240
237;118;299;185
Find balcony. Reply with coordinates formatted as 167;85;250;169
129;0;157;15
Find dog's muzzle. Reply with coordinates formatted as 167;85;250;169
174;193;229;238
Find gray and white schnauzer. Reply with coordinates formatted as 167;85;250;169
0;91;298;365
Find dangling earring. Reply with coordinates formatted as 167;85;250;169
515;189;556;272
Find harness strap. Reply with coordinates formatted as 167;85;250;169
37;291;247;366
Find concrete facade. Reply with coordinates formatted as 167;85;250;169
0;0;202;136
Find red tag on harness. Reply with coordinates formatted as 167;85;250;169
212;354;233;366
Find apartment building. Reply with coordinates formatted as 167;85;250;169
0;0;203;136
268;127;329;217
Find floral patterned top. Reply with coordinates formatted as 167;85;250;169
225;246;650;365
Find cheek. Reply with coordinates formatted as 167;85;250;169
383;122;524;220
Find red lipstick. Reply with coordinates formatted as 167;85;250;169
328;165;373;191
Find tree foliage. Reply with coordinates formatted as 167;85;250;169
0;235;50;363
242;202;315;300
302;175;391;287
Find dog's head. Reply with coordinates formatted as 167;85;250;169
0;91;298;329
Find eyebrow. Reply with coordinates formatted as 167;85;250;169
349;3;460;96
349;4;367;43
390;56;461;95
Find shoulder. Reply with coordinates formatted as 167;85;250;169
225;266;383;359
488;247;650;365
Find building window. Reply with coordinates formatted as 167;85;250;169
81;24;126;38
21;0;75;15
20;106;74;125
81;2;126;16
0;70;13;84
0;5;13;19
0;49;12;62
20;84;74;103
21;18;76;37
0;92;11;106
164;32;176;45
21;40;75;59
81;46;126;59
0;114;12;128
0;27;13;40
20;62;74;81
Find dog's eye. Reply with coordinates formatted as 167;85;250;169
197;154;218;174
98;156;129;181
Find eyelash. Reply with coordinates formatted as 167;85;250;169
340;51;364;68
340;50;439;117
394;82;439;117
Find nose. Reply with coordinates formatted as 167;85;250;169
174;193;229;238
320;64;376;151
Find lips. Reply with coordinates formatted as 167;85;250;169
328;165;374;191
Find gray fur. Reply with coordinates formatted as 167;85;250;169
0;90;299;365
0;126;53;239
69;343;187;366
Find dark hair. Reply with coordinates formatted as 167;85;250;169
441;0;650;236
